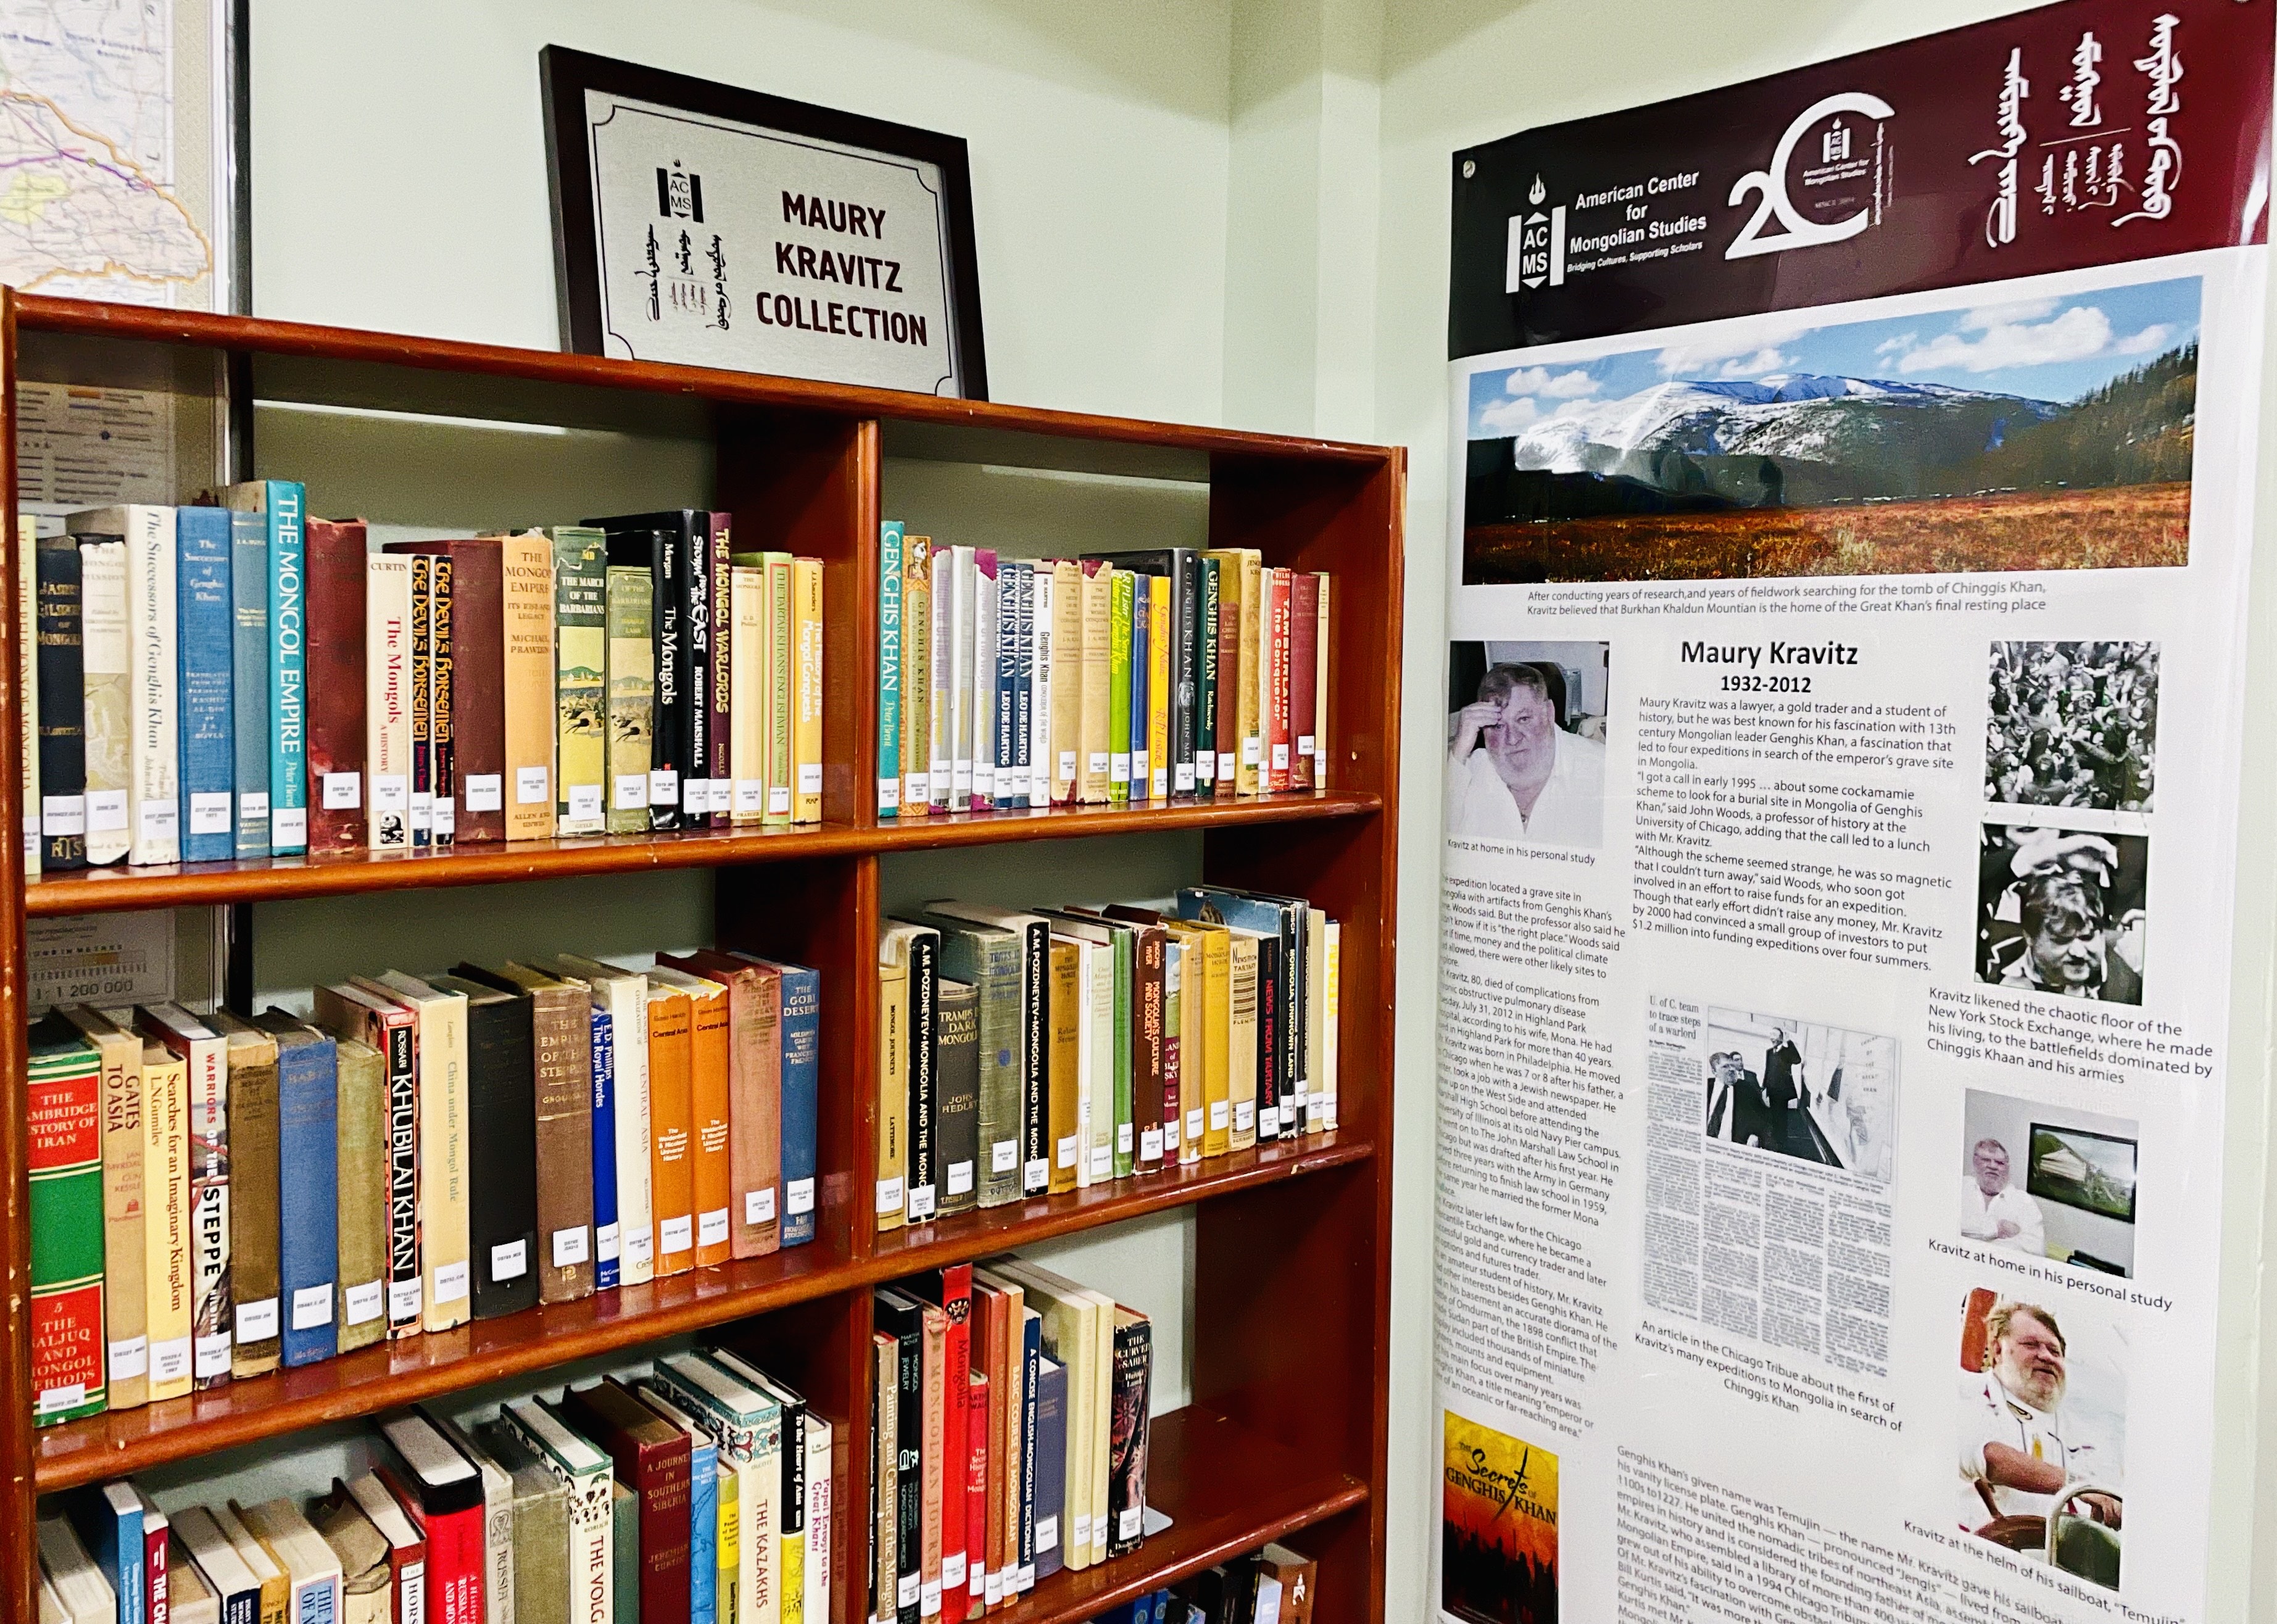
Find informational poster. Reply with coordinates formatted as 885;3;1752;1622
1435;4;2271;1620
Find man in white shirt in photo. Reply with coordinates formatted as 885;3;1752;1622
1445;662;1606;847
1959;1300;2120;1535
1960;1137;2047;1257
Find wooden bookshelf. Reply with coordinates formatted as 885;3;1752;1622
0;291;1402;1624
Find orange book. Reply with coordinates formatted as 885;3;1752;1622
651;967;732;1267
644;984;696;1277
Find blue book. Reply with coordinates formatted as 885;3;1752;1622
878;520;903;816
1129;581;1150;801
177;507;235;863
687;1431;718;1624
1017;1307;1041;1588
739;955;819;1245
591;1003;621;1291
229;480;307;852
228;508;271;856
1034;1354;1066;1580
260;1014;339;1366
65;1483;142;1624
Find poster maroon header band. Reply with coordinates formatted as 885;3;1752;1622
1449;0;2273;357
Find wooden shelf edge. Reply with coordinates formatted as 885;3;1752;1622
13;295;1394;466
25;796;1382;914
31;1139;1371;1492
995;1406;1367;1624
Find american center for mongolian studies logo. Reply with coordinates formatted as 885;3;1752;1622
1727;90;1894;259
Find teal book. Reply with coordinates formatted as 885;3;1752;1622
228;507;271;856
913;911;1027;1208
879;521;903;816
177;506;236;862
612;1480;639;1624
1107;570;1133;807
226;481;307;852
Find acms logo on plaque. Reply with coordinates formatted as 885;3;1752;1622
1726;91;1895;259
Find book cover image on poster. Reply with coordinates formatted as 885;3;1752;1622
1954;1286;2128;1592
1442;1410;1557;1624
1461;270;2199;584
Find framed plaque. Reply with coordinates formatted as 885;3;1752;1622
541;46;988;399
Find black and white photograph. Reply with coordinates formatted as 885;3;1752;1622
1703;1008;1896;1183
1977;825;2149;1005
1444;640;1609;849
1961;1091;2139;1278
1985;642;2159;814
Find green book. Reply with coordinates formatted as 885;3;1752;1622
1107;570;1134;808
913;911;1028;1208
28;1014;106;1423
611;1480;638;1624
554;527;610;834
605;565;655;835
496;1395;616;1623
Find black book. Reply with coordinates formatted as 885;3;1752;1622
874;1288;927;1624
1195;556;1220;800
1017;1306;1041;1586
710;1348;808;1557
33;535;88;870
1253;933;1282;1141
376;1407;492;1519
1106;1307;1152;1559
935;977;980;1216
588;510;710;827
905;929;939;1221
1081;549;1199;798
435;971;539;1318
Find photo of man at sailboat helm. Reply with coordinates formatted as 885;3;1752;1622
1461;273;2198;583
1702;1009;1896;1184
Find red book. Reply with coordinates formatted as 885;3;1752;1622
1263;568;1293;792
1287;572;1319;792
1213;573;1239;798
562;1377;692;1624
376;1411;486;1624
969;1279;1008;1610
140;1497;169;1624
1132;924;1166;1172
305;518;370;850
964;1369;989;1620
386;538;505;841
907;1264;973;1606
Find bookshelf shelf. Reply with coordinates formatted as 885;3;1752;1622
2;291;1401;1624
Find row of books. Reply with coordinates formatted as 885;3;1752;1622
40;1354;829;1624
1086;1547;1320;1624
868;1257;1151;1623
20;495;826;874
876;887;1341;1228
876;533;1332;814
27;950;819;1425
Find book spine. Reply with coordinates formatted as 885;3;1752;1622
1127;574;1149;802
1033;1360;1065;1580
650;531;686;831
29;1042;106;1423
125;507;180;864
1195;558;1219;798
1048;944;1079;1195
1018;926;1048;1197
877;954;908;1231
1146;573;1169;803
730;565;765;825
970;552;997;811
709;513;735;829
1214;557;1240;793
378;1016;421;1336
336;1038;388;1351
905;934;938;1223
35;541;88;869
610;982;657;1289
1172;553;1198;798
930;550;956;813
794;557;824;824
1288;573;1319;792
607;566;656;834
805;1415;833;1624
304;519;369;851
973;942;1024;1210
765;553;794;826
183;1037;232;1388
964;1373;988;1620
229;510;271;856
895;1327;922;1624
723;964;782;1258
229;1040;281;1380
1050;562;1080;807
878;521;903;815
902;537;932;817
554;529;609;834
502;532;557;840
178;508;236;862
17;519;38;876
1313;574;1331;787
1111;940;1134;1179
419;995;473;1330
1263;568;1291;792
534;990;597;1302
921;1309;947;1620
779;966;820;1246
1322;922;1340;1130
430;552;458;843
407;553;434;847
993;561;1022;811
1237;553;1263;795
1106;1320;1151;1557
591;1005;620;1290
1016;1316;1040;1591
278;1036;340;1366
936;980;979;1218
367;557;413;849
947;548;972;811
689;988;732;1267
649;991;696;1275
1107;571;1132;806
469;996;541;1318
80;538;130;865
1028;564;1051;810
1079;565;1109;806
1169;941;1194;1164
142;1052;192;1399
92;1032;147;1409
1134;932;1166;1172
267;484;309;853
685;518;715;826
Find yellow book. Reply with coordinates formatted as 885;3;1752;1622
1047;939;1080;1194
901;539;931;818
1313;572;1331;790
1079;561;1113;803
765;552;795;826
1236;550;1264;795
137;1042;193;1400
876;939;910;1231
499;529;557;842
1146;575;1171;802
369;972;471;1332
731;564;766;824
794;556;824;824
1050;560;1082;805
1225;932;1260;1151
1159;925;1219;1163
1322;921;1342;1132
718;1460;741;1624
61;1007;146;1409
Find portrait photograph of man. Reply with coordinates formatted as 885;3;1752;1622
1960;1090;2139;1278
1976;824;2149;1006
1444;640;1609;848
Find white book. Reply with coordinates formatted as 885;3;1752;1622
723;1357;813;1624
174;1508;260;1622
929;549;955;811
945;547;974;804
802;1413;831;1623
972;556;998;806
365;972;472;1328
990;1258;1105;1572
235;1499;345;1624
731;565;766;822
74;506;180;863
136;1001;230;1382
217;1505;284;1620
699;1350;790;1624
498;1399;612;1624
366;554;414;849
551;955;654;1285
342;1473;426;1624
36;1516;115;1624
1322;921;1341;1130
1030;567;1053;808
36;1567;67;1624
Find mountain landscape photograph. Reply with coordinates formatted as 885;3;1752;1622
1463;275;2200;583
